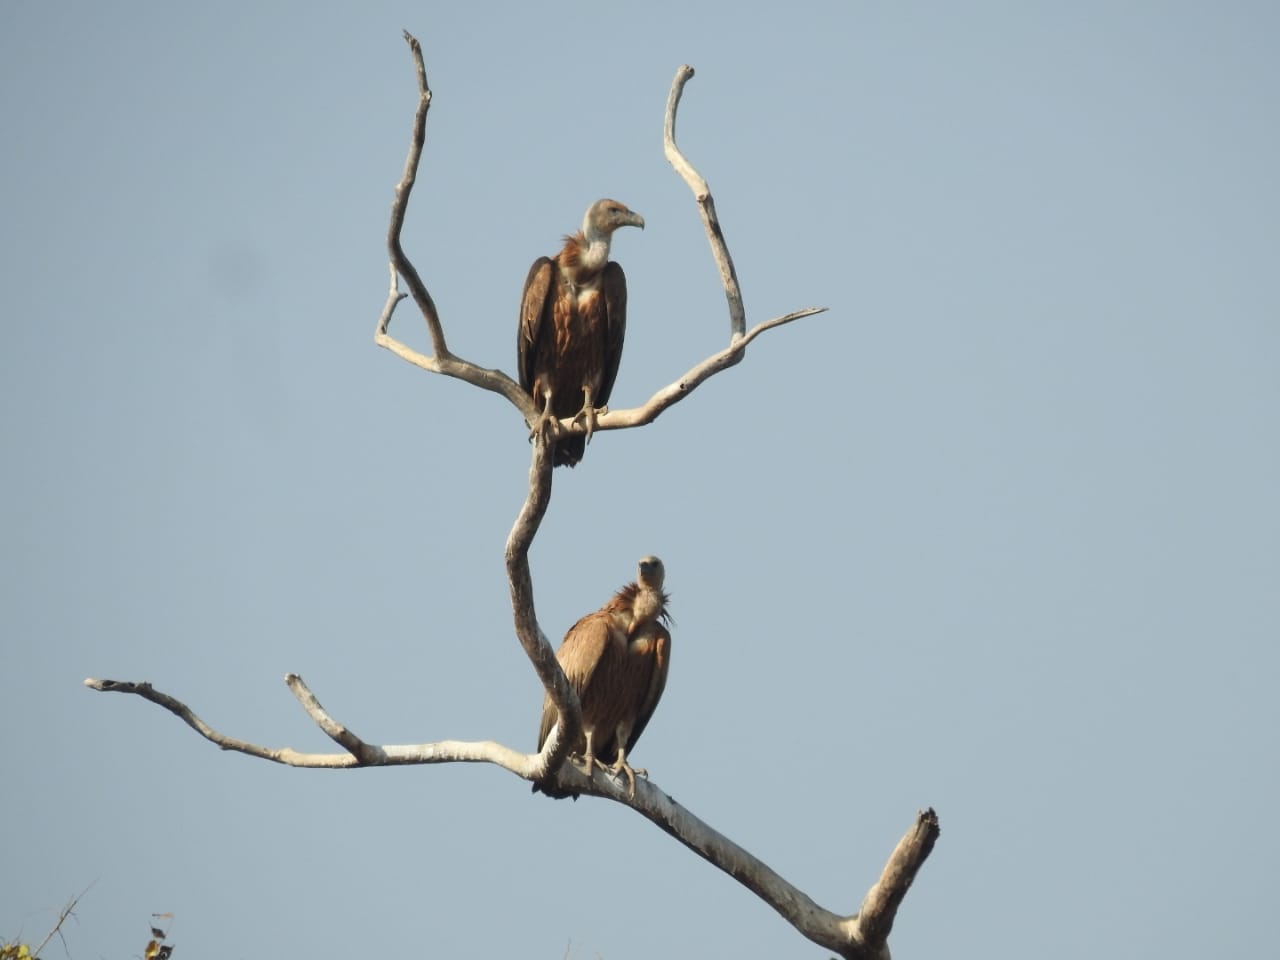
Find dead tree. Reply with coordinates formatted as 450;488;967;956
85;32;938;959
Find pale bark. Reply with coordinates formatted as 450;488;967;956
85;30;935;960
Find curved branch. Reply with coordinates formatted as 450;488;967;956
503;434;582;782
374;34;538;420
664;64;747;340
386;30;447;360
84;675;538;772
590;305;826;431
376;259;537;416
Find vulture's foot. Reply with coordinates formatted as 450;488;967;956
570;403;603;446
528;409;556;445
608;758;640;798
528;392;559;446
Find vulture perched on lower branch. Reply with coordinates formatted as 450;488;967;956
533;556;671;799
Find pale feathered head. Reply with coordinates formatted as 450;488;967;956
583;198;645;237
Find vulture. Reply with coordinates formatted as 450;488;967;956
533;556;671;798
518;198;644;467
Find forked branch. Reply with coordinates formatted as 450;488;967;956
373;32;825;436
85;30;933;960
85;666;937;959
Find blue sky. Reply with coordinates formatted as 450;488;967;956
3;3;1277;958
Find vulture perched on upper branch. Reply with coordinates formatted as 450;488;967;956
533;556;671;798
518;198;644;467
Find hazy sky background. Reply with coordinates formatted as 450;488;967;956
3;3;1277;958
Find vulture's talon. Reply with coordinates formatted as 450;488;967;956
528;393;560;445
609;760;639;799
570;403;602;446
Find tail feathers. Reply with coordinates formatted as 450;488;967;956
531;778;580;800
553;434;587;468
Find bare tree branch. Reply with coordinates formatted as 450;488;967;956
372;33;826;438
86;29;932;960
503;432;583;783
853;807;941;948
83;675;537;771
386;30;445;360
664;64;747;339
82;669;934;959
374;32;535;418
592;306;825;431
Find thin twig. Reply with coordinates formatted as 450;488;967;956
32;883;93;959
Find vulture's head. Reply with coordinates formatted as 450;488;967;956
637;556;665;590
584;198;645;238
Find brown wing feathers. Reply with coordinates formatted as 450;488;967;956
517;199;642;467
533;559;671;798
